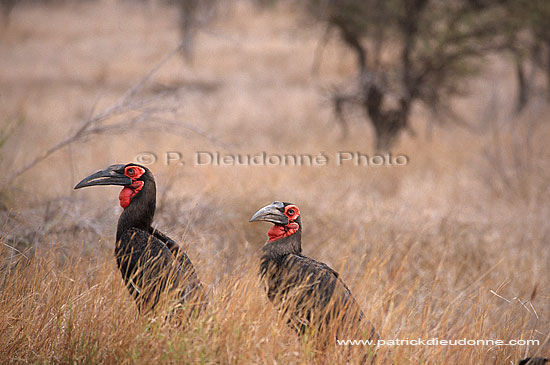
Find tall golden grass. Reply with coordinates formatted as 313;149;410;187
0;1;548;363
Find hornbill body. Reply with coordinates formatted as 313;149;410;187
250;201;378;344
75;163;207;314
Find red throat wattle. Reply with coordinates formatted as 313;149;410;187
268;222;299;242
119;181;144;209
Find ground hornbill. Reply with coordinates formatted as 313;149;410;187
75;163;207;314
250;201;378;347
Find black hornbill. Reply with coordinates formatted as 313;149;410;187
250;201;378;343
75;163;207;314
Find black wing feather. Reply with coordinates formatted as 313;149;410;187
148;227;196;269
116;227;207;312
261;253;376;340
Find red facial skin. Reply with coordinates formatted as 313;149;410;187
118;166;145;209
267;205;300;242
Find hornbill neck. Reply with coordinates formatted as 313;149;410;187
261;227;302;260
116;180;156;241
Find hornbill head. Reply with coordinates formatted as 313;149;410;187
250;201;301;242
74;163;152;209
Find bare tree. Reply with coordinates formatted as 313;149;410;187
305;0;508;150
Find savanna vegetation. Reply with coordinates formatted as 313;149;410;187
0;0;548;363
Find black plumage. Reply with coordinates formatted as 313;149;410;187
250;201;378;343
75;163;207;314
518;358;549;365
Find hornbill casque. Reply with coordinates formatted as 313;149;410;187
250;201;378;345
75;163;207;314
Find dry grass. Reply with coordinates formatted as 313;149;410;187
0;1;549;363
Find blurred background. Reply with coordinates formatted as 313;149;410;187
0;0;548;362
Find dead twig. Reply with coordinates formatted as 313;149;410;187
0;41;225;190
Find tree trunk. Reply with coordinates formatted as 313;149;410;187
515;57;529;113
334;19;367;74
1;0;16;28
547;40;550;101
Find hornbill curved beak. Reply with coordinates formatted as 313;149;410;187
250;202;288;225
74;164;131;189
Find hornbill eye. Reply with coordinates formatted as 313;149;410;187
124;165;145;180
284;205;300;219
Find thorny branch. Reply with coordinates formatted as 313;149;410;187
0;41;228;190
